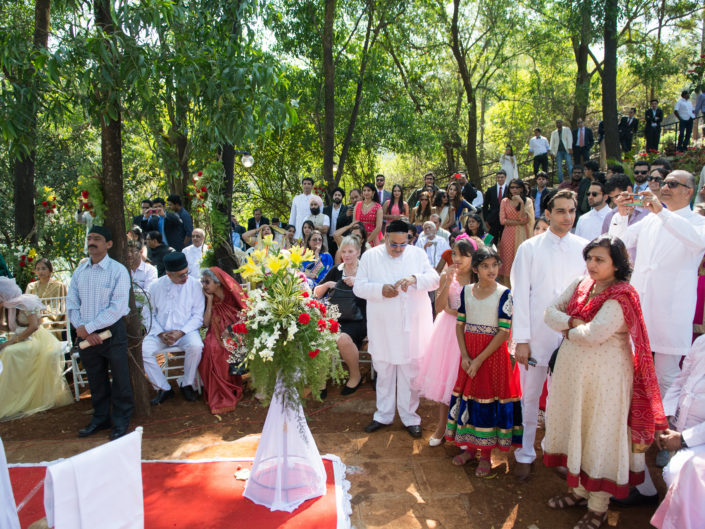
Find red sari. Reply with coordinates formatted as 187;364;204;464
199;267;247;414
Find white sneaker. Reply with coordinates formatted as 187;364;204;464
429;436;444;447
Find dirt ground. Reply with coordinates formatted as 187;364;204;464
1;372;666;529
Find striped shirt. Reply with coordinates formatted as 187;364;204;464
67;254;131;334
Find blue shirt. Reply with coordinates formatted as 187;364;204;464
534;189;545;218
67;254;131;333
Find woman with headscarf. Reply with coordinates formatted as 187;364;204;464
0;277;72;420
200;267;248;414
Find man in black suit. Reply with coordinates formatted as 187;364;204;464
146;198;186;251
323;186;350;256
132;198;152;231
572;118;594;166
374;174;392;205
645;99;663;152
618;108;639;153
482;170;507;241
247;207;270;231
456;171;479;206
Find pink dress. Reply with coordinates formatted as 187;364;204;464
415;278;463;403
355;201;383;245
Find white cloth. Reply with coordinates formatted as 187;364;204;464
0;437;20;529
130;260;158;294
574;205;610;241
514;365;549;464
651;454;705;529
675;97;696;120
353;245;439;365
609;206;705;356
528;135;550;156
436;227;451;241
372;359;421;426
549;127;573;155
289;192;323;239
500;155;519;180
471;190;484;209
44;428;143;529
182;244;208;278
330;204;343;231
415;234;450;267
142;332;203;391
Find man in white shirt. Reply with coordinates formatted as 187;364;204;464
575;181;610;241
182;228;208;278
415;221;450;267
528;127;550;177
142;252;205;405
510;189;587;481
549;119;573;183
126;241;157;306
430;214;450;240
289;177;323;239
675;90;696;152
354;220;440;438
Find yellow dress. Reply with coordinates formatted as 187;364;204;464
25;279;68;334
0;309;73;421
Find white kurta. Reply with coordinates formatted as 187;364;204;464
609;206;705;356
575;205;610;241
354;245;439;365
183;243;209;278
415;235;451;267
289;192;323;239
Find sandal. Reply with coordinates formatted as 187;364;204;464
547;492;588;509
573;510;607;529
475;457;493;478
452;451;475;466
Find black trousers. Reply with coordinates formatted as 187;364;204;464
678;119;693;151
79;319;134;428
645;126;661;152
533;153;548;175
572;146;590;166
619;133;633;153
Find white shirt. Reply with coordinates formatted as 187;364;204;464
130;260;158;301
575;205;610;241
354;245;439;365
472;190;484;209
528;135;550;156
415;234;451;266
675;97;696;120
510;230;587;364
289;192;323;239
143;275;205;337
330;204;343;230
609;206;705;355
549;127;573;155
183;243;209;278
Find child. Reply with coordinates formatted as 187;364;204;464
445;246;522;477
415;239;477;446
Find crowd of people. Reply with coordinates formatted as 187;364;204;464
3;142;705;528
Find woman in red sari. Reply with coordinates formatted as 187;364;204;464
200;267;247;414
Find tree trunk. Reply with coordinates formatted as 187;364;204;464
216;144;238;274
570;4;592;126
602;0;621;161
94;0;151;416
322;0;335;198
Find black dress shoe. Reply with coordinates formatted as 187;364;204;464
611;488;659;506
180;385;198;402
406;425;422;438
150;388;175;406
109;426;128;440
319;388;328;400
364;420;390;433
78;421;111;438
341;379;363;396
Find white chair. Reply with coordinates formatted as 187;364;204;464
158;346;203;393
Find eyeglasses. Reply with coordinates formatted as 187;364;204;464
388;242;408;249
170;271;189;279
634;170;648;175
663;180;692;189
587;192;602;197
647;176;662;183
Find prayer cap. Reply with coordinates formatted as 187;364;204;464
88;225;113;241
164;252;188;272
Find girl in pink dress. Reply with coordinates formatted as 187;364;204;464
354;182;383;246
415;238;477;446
383;184;409;225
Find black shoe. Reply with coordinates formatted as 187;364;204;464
109;426;128;440
319;389;328;400
406;425;422;438
341;379;363;396
180;385;198;402
611;488;659;507
78;421;111;438
150;388;175;406
364;420;390;433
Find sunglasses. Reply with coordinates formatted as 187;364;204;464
587;192;602;197
388;242;408;249
647;176;662;183
634;170;648;175
663;180;692;189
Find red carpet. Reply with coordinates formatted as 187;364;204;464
10;458;346;529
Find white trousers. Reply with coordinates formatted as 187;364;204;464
663;444;705;488
514;364;549;464
372;359;421;427
654;353;683;399
142;331;203;391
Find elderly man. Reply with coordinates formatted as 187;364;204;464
182;228;208;278
430;213;450;240
142;252;205;405
67;226;133;440
354;220;440;438
415;220;450;267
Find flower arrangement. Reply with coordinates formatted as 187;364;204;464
8;247;38;290
227;238;345;408
76;175;105;222
38;187;60;219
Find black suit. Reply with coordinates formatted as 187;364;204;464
572;126;594;165
147;243;175;277
147;212;185;251
132;214;150;232
323;203;350;256
247;216;270;231
461;183;478;205
618;116;639;153
482;184;505;241
644;107;663;152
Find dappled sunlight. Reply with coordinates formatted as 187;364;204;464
167;433;261;460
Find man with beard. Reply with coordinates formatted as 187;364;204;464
306;197;331;251
632;160;650;194
324;186;350;256
575;181;610;241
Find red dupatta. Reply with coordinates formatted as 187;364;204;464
210;267;247;337
565;277;667;450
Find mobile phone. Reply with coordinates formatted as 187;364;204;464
624;194;644;207
527;357;537;366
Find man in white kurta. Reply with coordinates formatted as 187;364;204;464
510;190;587;480
609;171;705;398
354;220;440;437
415;221;450;267
142;252;205;404
182;228;208;278
289;177;324;239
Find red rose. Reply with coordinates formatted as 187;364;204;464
319;305;327;316
198;171;203;176
28;257;33;262
46;209;52;213
308;348;320;358
20;255;26;259
329;320;339;333
19;261;26;267
201;186;207;192
301;291;310;298
298;313;311;324
81;190;89;199
317;319;327;331
236;323;248;334
42;200;48;206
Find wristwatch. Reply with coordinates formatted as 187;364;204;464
681;433;688;449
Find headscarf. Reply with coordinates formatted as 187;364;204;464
209;267;247;312
565;277;667;450
0;277;44;330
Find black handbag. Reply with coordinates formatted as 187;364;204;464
327;281;363;321
548;340;563;374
